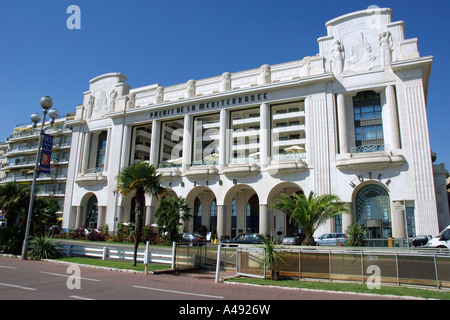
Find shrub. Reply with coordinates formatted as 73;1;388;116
345;223;367;247
28;233;63;260
87;230;107;241
72;228;88;239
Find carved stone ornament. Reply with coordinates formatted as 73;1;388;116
258;64;271;85
126;92;136;109
154;86;164;104
344;32;379;73
186;80;196;98
331;40;345;75
378;31;393;66
220;72;231;91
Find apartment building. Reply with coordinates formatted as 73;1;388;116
0;115;74;218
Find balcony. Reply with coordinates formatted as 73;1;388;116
223;158;260;177
336;144;406;171
75;167;107;186
267;152;307;175
184;163;219;179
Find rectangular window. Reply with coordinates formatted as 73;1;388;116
131;124;152;164
159;119;184;167
353;92;384;152
95;131;108;169
193;113;220;165
271;101;306;161
231;107;260;163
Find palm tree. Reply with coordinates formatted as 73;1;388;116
116;162;163;266
259;236;285;280
270;191;350;245
155;196;191;242
345;223;367;247
0;182;31;226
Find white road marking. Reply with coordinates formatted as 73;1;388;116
70;295;96;300
0;282;37;291
0;266;18;269
132;285;224;299
39;271;100;282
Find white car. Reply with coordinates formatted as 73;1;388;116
425;225;450;249
315;233;347;246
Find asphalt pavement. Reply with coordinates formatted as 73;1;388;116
0;255;421;302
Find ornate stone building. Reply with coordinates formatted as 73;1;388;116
62;8;449;242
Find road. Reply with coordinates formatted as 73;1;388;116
0;256;416;304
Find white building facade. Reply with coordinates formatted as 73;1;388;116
62;8;450;242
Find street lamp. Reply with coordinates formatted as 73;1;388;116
21;96;59;260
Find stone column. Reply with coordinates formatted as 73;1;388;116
117;206;124;223
385;85;401;150
97;206;106;230
103;128;112;171
342;202;353;233
217;205;225;240
259;103;270;168
219;108;229;171
120;125;131;169
81;132;91;174
149;120;160;166
182;114;192;173
337;93;348;154
259;204;270;236
75;206;83;228
391;201;406;239
145;205;154;226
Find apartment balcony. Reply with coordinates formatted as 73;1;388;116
336;144;406;171
184;162;219;179
157;167;182;180
267;152;307;175
75;167;107;186
223;157;260;177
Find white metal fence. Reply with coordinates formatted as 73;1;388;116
62;242;174;266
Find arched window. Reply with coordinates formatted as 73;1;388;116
355;184;391;238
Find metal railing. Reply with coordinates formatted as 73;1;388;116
235;246;450;289
60;241;234;270
61;242;174;266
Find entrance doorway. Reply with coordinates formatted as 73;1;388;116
355;184;392;238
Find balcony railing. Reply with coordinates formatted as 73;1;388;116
350;144;387;153
86;167;104;174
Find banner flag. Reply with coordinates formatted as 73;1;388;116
39;134;54;174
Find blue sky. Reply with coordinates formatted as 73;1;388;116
1;0;449;168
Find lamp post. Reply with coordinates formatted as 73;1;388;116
21;96;59;260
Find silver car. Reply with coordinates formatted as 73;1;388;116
315;233;347;246
282;233;304;245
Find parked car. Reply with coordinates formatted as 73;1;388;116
282;233;305;245
412;235;432;247
314;233;347;246
181;232;206;246
424;225;450;249
223;233;265;245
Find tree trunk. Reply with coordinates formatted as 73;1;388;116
302;236;316;246
133;188;145;267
